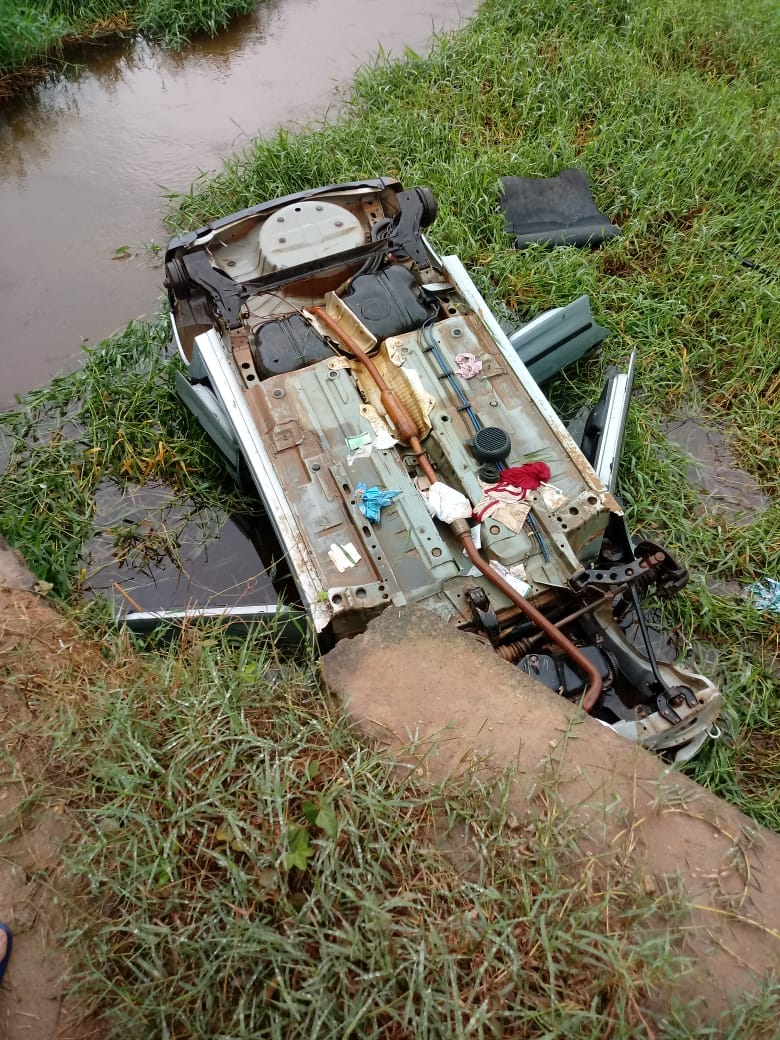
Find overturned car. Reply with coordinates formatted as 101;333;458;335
163;177;720;760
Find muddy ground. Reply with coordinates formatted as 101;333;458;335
0;539;102;1039
325;606;780;1022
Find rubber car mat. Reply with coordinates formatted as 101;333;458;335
499;168;620;248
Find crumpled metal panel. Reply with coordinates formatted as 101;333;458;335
170;181;721;760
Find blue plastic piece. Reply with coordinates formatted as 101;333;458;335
356;483;401;523
746;578;780;614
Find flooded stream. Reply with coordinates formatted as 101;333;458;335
0;0;477;408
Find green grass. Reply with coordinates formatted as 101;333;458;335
50;629;777;1038
0;316;256;599
1;0;780;1032
0;0;257;87
136;0;256;45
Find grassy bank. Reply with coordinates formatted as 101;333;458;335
0;0;257;95
14;623;776;1039
50;632;690;1037
1;0;779;1033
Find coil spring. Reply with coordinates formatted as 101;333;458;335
495;639;533;663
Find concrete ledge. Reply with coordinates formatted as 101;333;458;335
322;604;780;1020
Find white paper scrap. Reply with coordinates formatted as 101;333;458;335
425;482;473;522
509;562;528;583
490;560;532;598
346;427;399;465
540;483;567;510
327;542;362;573
373;429;397;449
346;444;374;465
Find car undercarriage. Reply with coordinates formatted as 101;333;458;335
163;177;721;760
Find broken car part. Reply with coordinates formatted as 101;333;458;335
124;603;304;638
567;352;637;493
499;169;620;249
164;178;720;759
508;294;609;385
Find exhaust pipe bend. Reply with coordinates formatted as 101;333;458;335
455;524;602;712
310;307;603;712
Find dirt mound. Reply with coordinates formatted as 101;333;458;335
323;604;780;1023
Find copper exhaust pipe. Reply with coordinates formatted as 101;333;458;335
311;306;439;486
310;307;602;711
311;307;412;434
456;525;603;712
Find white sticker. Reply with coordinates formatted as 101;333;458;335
540;483;568;510
490;560;532;597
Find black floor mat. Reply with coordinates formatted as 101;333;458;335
499;168;620;248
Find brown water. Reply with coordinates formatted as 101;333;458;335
0;0;477;408
83;482;284;616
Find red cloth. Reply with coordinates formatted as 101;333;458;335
492;462;550;495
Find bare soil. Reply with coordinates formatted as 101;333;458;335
323;605;780;1025
0;539;102;1039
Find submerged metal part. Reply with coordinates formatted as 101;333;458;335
125;603;305;638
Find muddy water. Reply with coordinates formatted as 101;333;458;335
0;0;477;618
0;0;477;408
83;481;292;617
